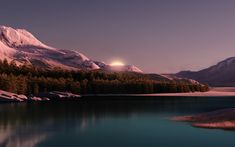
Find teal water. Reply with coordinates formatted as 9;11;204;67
0;97;235;147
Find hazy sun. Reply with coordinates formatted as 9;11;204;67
110;61;125;66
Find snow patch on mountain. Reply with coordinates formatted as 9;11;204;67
94;61;143;73
109;65;143;73
0;26;51;49
125;65;143;73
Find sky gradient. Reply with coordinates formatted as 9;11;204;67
1;0;235;73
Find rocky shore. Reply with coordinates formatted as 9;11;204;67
172;108;235;129
0;90;81;103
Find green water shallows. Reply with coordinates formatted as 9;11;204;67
0;97;235;147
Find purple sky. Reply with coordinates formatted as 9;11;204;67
1;0;235;73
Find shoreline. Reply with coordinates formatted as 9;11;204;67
83;87;235;97
1;87;235;103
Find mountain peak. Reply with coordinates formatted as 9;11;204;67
0;25;49;49
216;57;235;68
176;56;235;86
126;65;143;73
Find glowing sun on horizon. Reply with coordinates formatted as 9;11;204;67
110;61;125;66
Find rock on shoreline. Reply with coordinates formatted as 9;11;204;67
0;90;81;103
38;91;81;101
172;108;235;129
0;90;28;102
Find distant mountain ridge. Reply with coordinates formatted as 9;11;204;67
176;57;235;86
0;25;142;73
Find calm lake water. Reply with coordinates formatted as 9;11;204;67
1;96;235;147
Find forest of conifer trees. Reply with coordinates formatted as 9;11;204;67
0;59;209;95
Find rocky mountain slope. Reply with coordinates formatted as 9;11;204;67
176;57;235;86
0;25;142;73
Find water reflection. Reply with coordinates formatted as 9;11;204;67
0;97;235;147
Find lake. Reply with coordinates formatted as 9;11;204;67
0;96;235;147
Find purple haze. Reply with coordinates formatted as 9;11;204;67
1;0;235;73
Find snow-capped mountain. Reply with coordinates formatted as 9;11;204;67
176;57;235;86
0;25;142;72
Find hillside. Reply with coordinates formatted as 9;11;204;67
176;57;235;86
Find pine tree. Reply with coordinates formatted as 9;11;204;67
33;83;39;95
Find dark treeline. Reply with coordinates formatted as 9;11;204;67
0;59;209;95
